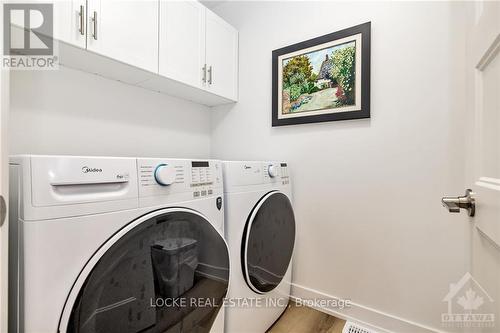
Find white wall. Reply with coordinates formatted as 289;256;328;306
10;67;211;158
210;1;468;332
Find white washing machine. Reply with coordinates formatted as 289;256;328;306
9;155;229;333
222;161;295;333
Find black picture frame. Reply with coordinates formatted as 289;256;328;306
272;22;371;127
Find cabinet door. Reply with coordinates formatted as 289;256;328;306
86;0;159;73
159;0;205;88
8;1;86;49
205;9;238;101
52;0;86;49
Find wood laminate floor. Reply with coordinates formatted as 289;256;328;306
267;302;346;333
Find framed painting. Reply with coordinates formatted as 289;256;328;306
272;22;371;126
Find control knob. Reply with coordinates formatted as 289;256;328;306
154;164;176;186
268;165;278;178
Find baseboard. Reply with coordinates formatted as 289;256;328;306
291;283;447;333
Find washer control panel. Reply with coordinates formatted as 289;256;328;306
138;158;222;198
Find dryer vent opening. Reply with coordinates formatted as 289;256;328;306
342;321;379;333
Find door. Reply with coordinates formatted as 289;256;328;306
465;1;500;330
52;0;86;49
86;0;159;73
159;0;206;88
242;191;295;294
59;208;229;333
0;4;9;331
205;9;238;101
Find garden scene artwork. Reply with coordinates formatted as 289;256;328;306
281;40;356;115
272;22;370;126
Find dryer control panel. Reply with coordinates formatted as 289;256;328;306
137;158;222;199
262;162;289;185
222;161;290;189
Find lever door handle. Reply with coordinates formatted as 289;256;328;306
0;195;5;227
442;189;475;217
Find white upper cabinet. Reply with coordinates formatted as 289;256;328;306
159;0;206;89
86;0;159;73
205;9;238;101
159;2;238;101
44;0;237;106
52;0;86;49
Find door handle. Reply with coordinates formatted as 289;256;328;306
208;65;213;85
0;195;6;227
442;189;475;217
202;64;207;83
78;5;85;35
91;11;97;40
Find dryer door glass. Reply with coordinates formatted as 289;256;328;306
66;210;229;333
242;191;295;293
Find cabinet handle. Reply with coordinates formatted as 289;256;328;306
91;11;97;40
208;65;213;85
78;5;85;35
202;64;207;83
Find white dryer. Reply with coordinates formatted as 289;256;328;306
9;155;229;333
222;161;295;333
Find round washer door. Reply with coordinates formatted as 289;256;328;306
60;208;229;333
242;191;295;294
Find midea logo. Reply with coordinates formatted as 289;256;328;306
82;166;102;173
244;165;251;169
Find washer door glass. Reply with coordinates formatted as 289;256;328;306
66;210;229;333
242;191;295;294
